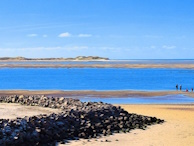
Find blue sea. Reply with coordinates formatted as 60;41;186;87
1;66;194;104
0;68;194;90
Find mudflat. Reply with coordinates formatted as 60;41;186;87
0;90;193;97
63;104;194;146
1;63;194;69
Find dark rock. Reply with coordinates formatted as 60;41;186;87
0;95;164;145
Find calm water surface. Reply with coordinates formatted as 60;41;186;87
0;68;194;90
81;95;194;104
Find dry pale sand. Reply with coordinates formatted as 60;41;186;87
0;90;194;98
1;63;194;69
0;103;60;119
60;104;194;146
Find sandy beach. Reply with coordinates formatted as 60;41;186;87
60;104;194;146
0;103;194;146
1;103;193;145
3;102;192;145
1;63;194;69
0;103;61;119
2;0;194;145
0;96;194;145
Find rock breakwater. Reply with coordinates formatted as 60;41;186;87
0;95;164;145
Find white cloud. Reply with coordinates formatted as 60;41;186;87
43;34;48;38
78;34;92;37
58;33;93;38
162;45;176;49
27;34;38;37
58;32;71;37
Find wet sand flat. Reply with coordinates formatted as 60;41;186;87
63;104;194;146
1;63;194;69
0;90;194;98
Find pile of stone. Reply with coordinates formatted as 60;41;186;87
0;95;164;145
0;95;83;110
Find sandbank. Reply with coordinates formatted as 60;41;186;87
0;90;193;98
0;63;194;69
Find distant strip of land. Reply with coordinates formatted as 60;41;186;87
0;90;193;98
0;56;109;61
1;56;194;69
0;63;194;69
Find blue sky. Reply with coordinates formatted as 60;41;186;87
0;0;194;59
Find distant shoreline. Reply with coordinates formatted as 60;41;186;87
0;56;109;61
0;90;193;98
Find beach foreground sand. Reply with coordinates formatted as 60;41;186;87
0;103;193;146
0;103;60;119
60;104;194;146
